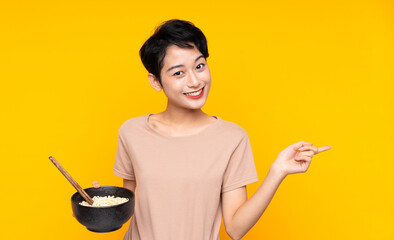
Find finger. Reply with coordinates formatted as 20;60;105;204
298;145;318;154
293;141;313;151
297;150;314;157
295;155;312;162
92;181;100;188
317;146;332;153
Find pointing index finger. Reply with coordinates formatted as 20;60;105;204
317;146;332;154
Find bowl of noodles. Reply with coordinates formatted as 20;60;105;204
71;186;135;232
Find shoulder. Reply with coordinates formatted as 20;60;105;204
118;114;147;134
217;117;249;140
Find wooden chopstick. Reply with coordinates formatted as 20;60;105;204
49;156;94;205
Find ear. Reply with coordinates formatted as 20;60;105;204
147;73;162;92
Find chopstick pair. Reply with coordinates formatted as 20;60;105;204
49;156;94;205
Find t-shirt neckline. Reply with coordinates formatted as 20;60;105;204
145;113;221;139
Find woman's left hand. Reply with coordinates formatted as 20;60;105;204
272;140;332;177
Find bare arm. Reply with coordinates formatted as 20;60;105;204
222;166;285;240
223;141;331;239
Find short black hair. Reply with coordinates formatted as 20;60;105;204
139;19;209;87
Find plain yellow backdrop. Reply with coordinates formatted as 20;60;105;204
1;0;393;239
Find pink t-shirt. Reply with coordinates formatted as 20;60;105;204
113;114;259;240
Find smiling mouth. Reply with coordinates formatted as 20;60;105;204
183;87;204;95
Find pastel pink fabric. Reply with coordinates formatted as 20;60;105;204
113;114;259;240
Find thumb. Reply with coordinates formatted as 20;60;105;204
92;181;100;188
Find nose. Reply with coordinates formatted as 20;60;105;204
187;70;200;88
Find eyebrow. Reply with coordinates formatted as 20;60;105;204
166;55;205;72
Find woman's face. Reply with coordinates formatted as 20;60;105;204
158;43;211;110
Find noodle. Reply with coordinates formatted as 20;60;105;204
79;195;129;207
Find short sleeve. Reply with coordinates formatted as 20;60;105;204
222;134;259;193
113;133;136;180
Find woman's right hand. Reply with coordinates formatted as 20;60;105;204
72;181;101;218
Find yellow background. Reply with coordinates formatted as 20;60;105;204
1;0;393;239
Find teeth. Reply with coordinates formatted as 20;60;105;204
185;88;202;96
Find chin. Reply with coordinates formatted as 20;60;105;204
183;100;207;110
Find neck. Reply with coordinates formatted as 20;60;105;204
161;103;207;127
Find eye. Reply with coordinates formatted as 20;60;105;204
196;63;205;70
173;71;183;76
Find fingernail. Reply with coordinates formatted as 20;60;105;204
299;147;304;151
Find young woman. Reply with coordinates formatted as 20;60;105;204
91;19;331;240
